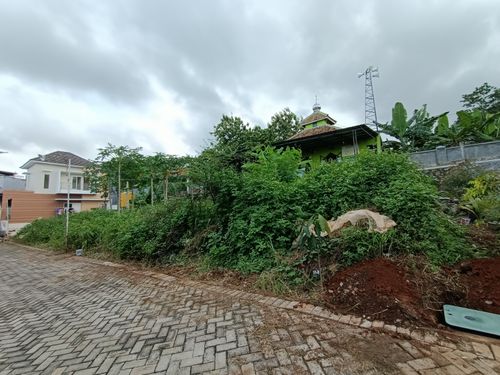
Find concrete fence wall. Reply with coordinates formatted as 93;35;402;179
409;141;500;170
0;176;26;191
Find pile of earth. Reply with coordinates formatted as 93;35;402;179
323;256;500;328
457;257;500;314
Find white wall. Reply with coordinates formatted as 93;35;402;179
25;163;90;194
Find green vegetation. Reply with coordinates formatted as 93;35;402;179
439;162;481;200
461;172;500;223
17;199;214;263
17;150;471;281
461;82;500;114
16;86;499;292
379;102;448;151
85;144;193;206
380;83;500;151
437;163;499;224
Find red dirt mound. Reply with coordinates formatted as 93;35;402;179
456;257;500;314
324;256;500;328
324;258;433;326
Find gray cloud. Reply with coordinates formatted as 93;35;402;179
0;1;152;103
0;0;499;172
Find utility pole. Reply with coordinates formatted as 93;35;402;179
358;66;380;131
107;179;111;210
117;161;121;213
126;181;130;209
150;176;154;205
65;159;71;248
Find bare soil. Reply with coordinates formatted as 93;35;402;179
323;255;500;328
323;258;432;326
456;257;500;314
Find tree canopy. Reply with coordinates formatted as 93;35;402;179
86;144;143;200
461;82;500;113
207;108;302;169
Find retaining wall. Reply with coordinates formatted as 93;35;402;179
409;141;500;170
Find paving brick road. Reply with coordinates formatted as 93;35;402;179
0;243;499;375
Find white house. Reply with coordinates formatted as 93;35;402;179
19;151;104;213
0;152;105;229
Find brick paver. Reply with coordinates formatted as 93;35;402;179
1;243;499;374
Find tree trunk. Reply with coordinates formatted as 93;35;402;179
151;176;154;205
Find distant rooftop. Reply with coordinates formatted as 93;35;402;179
288;125;338;141
0;171;16;176
276;124;379;148
21;151;90;169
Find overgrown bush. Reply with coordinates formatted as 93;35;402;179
17;149;471;280
438;162;482;199
463;172;499;201
300;152;468;264
206;150;469;271
16;216;66;248
206;147;307;272
17;199;215;262
114;199;214;261
461;172;500;222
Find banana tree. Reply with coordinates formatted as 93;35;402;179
432;110;500;147
379;102;448;151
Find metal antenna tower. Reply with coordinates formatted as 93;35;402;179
358;66;379;131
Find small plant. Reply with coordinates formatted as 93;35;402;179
461;172;500;223
439;162;481;199
463;172;499;201
255;269;295;294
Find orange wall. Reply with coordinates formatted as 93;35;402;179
0;191;105;223
81;200;105;211
0;190;60;223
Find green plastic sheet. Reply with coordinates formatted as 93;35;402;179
443;304;500;337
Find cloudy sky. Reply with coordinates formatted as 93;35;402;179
0;0;499;174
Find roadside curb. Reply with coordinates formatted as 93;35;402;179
83;253;500;352
155;276;498;350
8;242;500;356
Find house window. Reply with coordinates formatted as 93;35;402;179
72;176;82;190
43;174;50;189
83;177;90;191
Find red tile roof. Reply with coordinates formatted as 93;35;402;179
300;111;337;127
287;125;338;141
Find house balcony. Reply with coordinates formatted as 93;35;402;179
56;188;92;195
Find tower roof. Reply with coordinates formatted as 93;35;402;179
312;98;321;112
300;101;337;127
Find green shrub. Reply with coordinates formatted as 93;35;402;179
299;152;468;264
114;199;215;261
463;172;499;201
207;147;307;270
16;199;215;262
439;162;481;199
16;216;66;248
208;150;469;272
17;149;471;279
461;171;500;222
